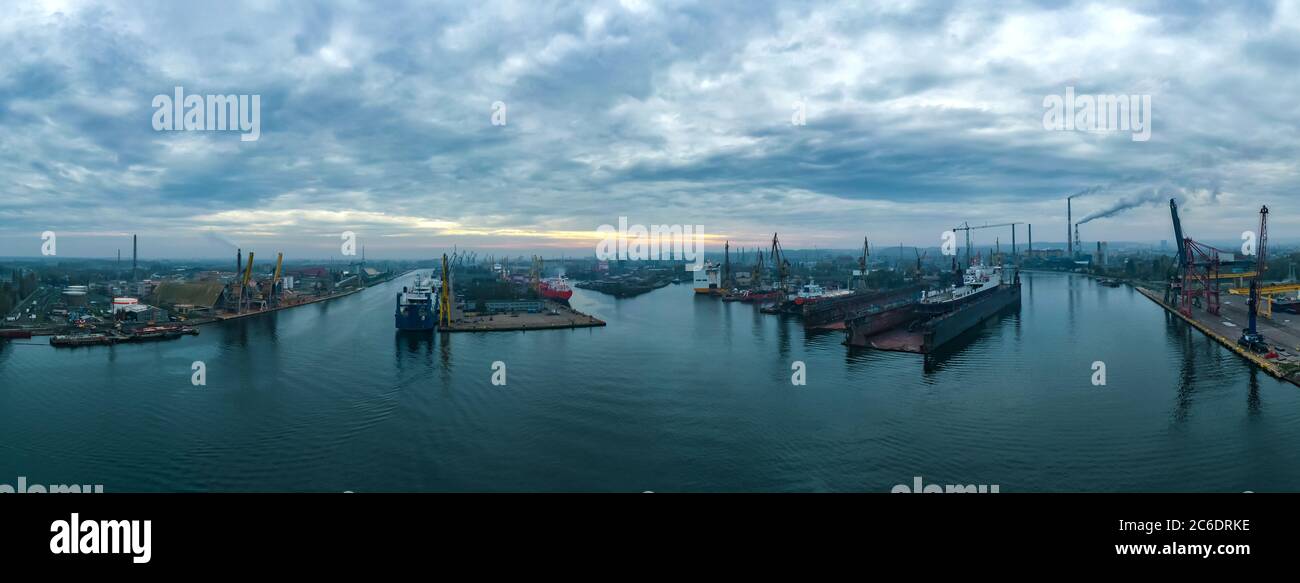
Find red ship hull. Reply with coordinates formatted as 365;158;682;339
540;281;573;300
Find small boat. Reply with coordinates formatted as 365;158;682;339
720;290;748;302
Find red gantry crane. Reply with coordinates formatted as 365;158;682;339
1167;198;1225;318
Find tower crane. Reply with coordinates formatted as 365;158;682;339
951;222;1023;267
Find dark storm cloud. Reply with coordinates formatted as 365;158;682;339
0;0;1298;258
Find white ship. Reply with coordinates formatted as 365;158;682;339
793;279;853;305
693;262;721;294
917;264;1006;314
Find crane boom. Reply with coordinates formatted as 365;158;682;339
951;222;1023;267
770;233;789;290
272;252;284;306
1169;199;1186;268
239;251;255;312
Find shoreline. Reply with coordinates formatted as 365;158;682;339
5;271;408;337
1135;286;1300;388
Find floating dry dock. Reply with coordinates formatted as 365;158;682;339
1136;286;1300;387
440;302;605;333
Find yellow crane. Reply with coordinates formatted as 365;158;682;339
239;251;255;313
531;255;542;294
1227;283;1300;319
271;252;284;306
439;254;453;328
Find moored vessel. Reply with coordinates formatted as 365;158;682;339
539;276;574;301
913;264;1020;352
792;279;853;305
693;262;722;294
395;274;439;331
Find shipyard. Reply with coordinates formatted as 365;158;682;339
4;203;1300;370
5;199;1300;395
7;0;1300;512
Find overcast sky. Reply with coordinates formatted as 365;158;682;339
1;0;1298;259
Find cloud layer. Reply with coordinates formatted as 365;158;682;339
2;0;1299;258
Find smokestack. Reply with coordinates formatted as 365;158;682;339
1067;198;1072;256
1011;224;1017;260
1028;224;1033;252
132;234;138;282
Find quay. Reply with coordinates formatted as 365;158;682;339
207;285;367;323
440;302;605;333
1136;286;1300;387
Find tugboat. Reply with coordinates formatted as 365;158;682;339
395;274;438;331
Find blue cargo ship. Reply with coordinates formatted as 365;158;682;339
395;274;439;331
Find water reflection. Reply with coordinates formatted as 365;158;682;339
1247;367;1261;416
922;303;1021;374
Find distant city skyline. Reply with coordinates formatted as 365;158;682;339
2;1;1298;258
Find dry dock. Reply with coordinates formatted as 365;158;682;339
1136;286;1300;386
441;302;605;333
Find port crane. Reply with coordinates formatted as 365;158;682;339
238;251;255;313
769;233;790;291
1166;198;1226;317
530;255;543;294
723;241;734;290
1239;206;1270;352
268;252;284;308
951;222;1022;268
1165;199;1187;305
439;253;454;328
850;236;869;289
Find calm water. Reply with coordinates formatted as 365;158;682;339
3;271;1299;492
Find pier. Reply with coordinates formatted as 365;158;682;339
1136;286;1300;387
439;302;605;333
